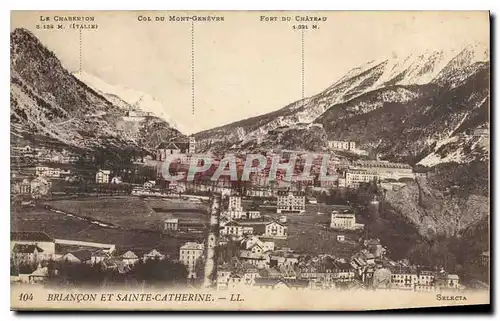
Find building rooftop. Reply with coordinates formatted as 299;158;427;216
277;190;305;197
30;265;49;277
237;219;270;225
331;211;355;217
346;168;380;175
120;250;139;259
180;242;204;250
239;250;269;260
144;249;164;258
335;262;353;271
12;244;44;254
352;160;412;170
68;249;92;262
254;278;309;288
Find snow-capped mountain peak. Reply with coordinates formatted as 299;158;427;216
74;71;187;134
195;41;489;162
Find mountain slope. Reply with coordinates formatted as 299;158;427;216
193;41;490;242
74;72;187;134
316;62;489;163
10;28;182;158
195;43;489;167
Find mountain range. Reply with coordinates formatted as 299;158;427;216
192;40;489;240
10;28;183;161
194;43;490;168
10;27;490;240
11;27;489;169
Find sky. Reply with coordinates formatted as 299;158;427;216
11;11;489;134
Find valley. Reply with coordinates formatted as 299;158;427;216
9;22;490;292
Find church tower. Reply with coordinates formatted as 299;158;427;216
188;136;196;154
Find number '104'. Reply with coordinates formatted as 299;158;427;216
19;293;34;301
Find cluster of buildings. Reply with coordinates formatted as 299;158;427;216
153;145;418;195
12;177;52;199
131;181;171;197
11;228;462;292
220;220;288;239
219;195;288;240
338;159;415;189
10;231;169;284
348;239;461;291
212;234;462;292
35;166;71;178
153;148;333;196
11;146;79;198
163;212;206;235
12;135;423;204
12;146;80;164
10;136;469;292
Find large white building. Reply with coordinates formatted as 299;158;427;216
344;169;379;188
351;160;414;180
264;221;287;239
328;141;356;151
228;195;243;211
164;218;179;231
330;211;364;230
179;242;204;279
276;190;306;214
223;195;245;219
95;170;111;184
225;210;245;220
342;160;415;188
221;221;249;237
246;211;261;219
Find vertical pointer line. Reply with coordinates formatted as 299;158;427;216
301;28;305;100
79;29;82;75
191;21;195;115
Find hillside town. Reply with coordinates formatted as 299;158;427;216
8;14;491;313
11;136;424;200
10;134;483;293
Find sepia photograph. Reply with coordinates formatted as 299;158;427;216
9;10;490;311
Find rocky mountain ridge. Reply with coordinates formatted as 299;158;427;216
74;71;187;134
10;28;182;159
195;43;489;168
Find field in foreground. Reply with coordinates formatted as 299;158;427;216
11;204;202;258
47;196;208;230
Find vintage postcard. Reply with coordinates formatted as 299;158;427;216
10;10;490;311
